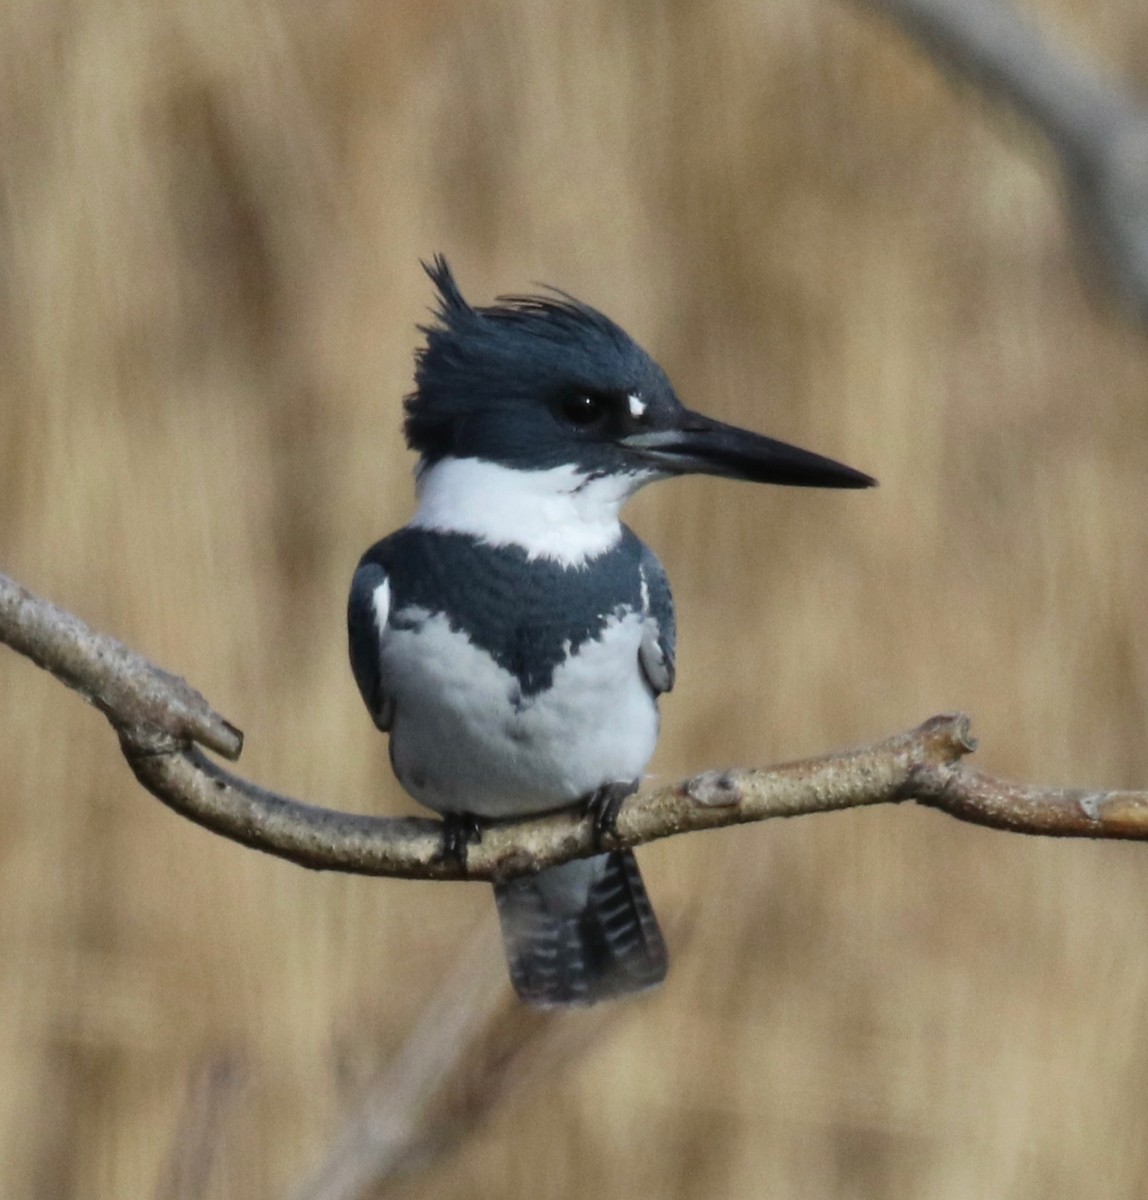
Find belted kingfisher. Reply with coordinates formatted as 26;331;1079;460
348;257;875;1007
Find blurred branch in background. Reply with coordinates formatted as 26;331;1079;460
154;1055;244;1200
5;570;1148;881
861;0;1148;320
145;927;633;1200
284;925;625;1200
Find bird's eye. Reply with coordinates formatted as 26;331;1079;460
559;393;610;427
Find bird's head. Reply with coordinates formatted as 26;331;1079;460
404;256;876;494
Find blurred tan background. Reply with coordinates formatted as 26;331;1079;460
4;0;1148;1196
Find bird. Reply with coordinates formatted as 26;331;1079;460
348;256;875;1007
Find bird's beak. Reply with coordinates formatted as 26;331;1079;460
619;409;877;489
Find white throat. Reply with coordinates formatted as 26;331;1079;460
409;456;654;566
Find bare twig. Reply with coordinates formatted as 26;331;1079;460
0;573;242;760
861;0;1148;319
4;571;1148;884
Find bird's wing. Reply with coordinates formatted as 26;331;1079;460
347;558;396;731
637;544;676;695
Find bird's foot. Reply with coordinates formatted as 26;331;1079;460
439;811;485;869
584;779;639;850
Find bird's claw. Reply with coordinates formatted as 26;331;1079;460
584;780;638;851
439;812;485;868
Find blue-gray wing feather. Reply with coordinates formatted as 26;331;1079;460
347;559;394;731
637;544;675;695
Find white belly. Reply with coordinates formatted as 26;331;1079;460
379;606;660;818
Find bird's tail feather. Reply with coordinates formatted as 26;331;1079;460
493;850;667;1007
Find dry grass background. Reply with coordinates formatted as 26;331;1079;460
3;0;1148;1196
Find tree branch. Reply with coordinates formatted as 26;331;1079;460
860;0;1148;320
3;571;1148;884
0;572;242;760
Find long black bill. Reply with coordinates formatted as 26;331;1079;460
621;410;876;489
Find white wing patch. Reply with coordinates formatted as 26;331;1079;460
371;578;391;637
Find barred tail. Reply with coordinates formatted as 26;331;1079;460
493;850;667;1007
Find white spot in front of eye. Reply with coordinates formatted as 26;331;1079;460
628;393;646;418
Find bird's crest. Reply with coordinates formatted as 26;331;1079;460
403;256;668;465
